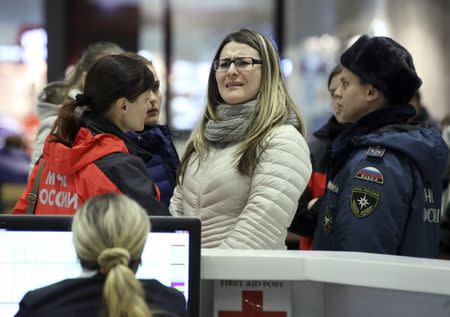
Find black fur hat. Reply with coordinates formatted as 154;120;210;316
340;34;422;104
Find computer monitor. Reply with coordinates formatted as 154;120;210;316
0;215;200;317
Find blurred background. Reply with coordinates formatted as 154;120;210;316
0;0;449;211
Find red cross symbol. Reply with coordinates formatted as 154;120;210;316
218;290;287;317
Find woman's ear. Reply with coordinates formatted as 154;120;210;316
367;85;381;102
116;97;128;111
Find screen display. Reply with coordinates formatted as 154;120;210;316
0;229;190;316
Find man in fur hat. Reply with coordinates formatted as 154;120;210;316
312;34;448;258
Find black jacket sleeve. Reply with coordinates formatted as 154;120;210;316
96;152;169;215
289;189;323;237
143;280;188;317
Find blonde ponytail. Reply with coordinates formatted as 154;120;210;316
73;193;153;317
99;248;152;317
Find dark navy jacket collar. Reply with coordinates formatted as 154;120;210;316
337;104;415;141
333;104;415;150
81;111;152;161
128;125;171;145
329;104;416;177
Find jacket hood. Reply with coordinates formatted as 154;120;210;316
356;125;448;182
37;100;60;120
37;87;83;120
42;127;128;175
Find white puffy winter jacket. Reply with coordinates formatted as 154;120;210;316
169;125;312;249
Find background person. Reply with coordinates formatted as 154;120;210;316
439;114;450;255
13;54;168;215
0;135;30;185
408;90;439;128
170;28;312;249
125;53;180;207
15;193;187;317
312;35;448;258
30;42;124;172
289;64;349;250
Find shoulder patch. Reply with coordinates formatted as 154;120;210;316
350;186;380;218
327;180;339;193
355;166;384;184
367;146;385;158
323;208;333;234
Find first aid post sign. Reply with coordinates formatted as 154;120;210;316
214;280;292;317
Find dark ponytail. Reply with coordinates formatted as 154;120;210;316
50;99;82;147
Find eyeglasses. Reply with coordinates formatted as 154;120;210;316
213;57;262;72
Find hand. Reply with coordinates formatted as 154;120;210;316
307;197;319;210
286;231;301;242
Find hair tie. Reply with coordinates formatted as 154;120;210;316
97;247;131;274
75;93;91;107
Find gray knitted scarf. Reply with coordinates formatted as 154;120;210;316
204;100;300;145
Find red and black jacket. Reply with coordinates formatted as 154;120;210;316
289;116;347;237
13;111;169;215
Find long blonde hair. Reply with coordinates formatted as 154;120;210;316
178;29;305;182
73;193;153;317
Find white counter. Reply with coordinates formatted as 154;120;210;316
200;250;450;316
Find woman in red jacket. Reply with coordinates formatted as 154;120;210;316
13;54;168;215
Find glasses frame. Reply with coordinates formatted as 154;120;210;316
213;57;262;72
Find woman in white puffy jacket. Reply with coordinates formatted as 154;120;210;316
169;29;312;249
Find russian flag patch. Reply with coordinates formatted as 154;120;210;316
355;166;384;184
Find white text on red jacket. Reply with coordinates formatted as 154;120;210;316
38;171;79;209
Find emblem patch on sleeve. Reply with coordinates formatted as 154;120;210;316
327;180;339;193
351;186;380;218
323;208;333;234
355;166;384;184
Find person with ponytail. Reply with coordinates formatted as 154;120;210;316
169;29;312;249
30;42;124;172
13;54;169;215
15;193;187;317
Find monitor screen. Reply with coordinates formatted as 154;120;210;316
0;215;200;317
